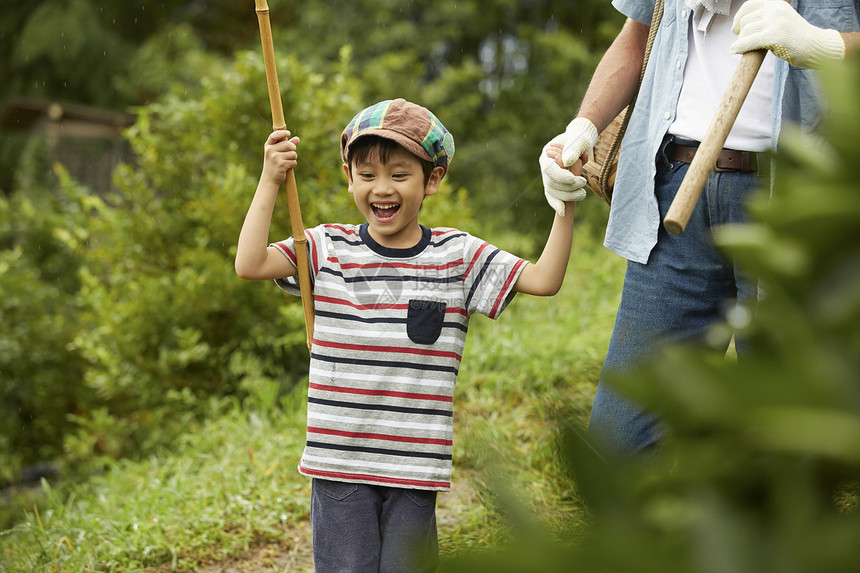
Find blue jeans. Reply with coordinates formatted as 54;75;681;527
311;479;439;573
588;143;760;457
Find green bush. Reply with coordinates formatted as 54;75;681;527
0;144;89;484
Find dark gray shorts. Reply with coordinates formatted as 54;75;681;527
311;478;439;572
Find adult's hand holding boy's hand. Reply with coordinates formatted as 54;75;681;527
561;117;599;169
540;135;587;217
731;0;845;68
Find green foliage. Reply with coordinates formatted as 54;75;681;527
0;155;89;482
112;23;225;104
0;0;268;190
10;0;130;108
441;56;860;573
0;394;309;571
1;0;258;109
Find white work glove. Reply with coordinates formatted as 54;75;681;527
540;134;587;217
731;0;846;69
561;117;599;168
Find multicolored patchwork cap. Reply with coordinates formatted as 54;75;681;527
340;99;455;174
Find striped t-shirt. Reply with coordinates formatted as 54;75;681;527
272;223;527;491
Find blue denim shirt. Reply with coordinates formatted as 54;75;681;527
606;0;860;263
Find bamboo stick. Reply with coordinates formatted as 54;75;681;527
254;0;315;353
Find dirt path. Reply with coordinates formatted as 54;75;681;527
196;524;313;573
196;477;478;572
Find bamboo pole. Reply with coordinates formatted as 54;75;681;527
254;0;314;353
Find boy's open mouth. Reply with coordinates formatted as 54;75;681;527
371;202;400;222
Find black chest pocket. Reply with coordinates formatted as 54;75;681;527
407;299;447;345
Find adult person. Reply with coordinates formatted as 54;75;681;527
541;0;860;456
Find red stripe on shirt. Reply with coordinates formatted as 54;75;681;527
314;295;411;311
463;241;490;281
489;259;526;318
323;223;360;236
308;426;453;446
274;241;298;267
445;306;468;317
309;382;453;403
306;229;320;275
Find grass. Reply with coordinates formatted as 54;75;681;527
1;399;312;571
0;222;625;571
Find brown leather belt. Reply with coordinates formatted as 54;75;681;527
668;142;759;173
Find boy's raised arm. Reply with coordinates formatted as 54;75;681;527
513;206;576;296
235;131;300;281
513;138;583;296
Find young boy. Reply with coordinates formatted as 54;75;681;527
235;98;585;572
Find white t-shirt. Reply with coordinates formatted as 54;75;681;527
669;0;775;151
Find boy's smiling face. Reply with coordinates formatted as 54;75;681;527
345;145;444;249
